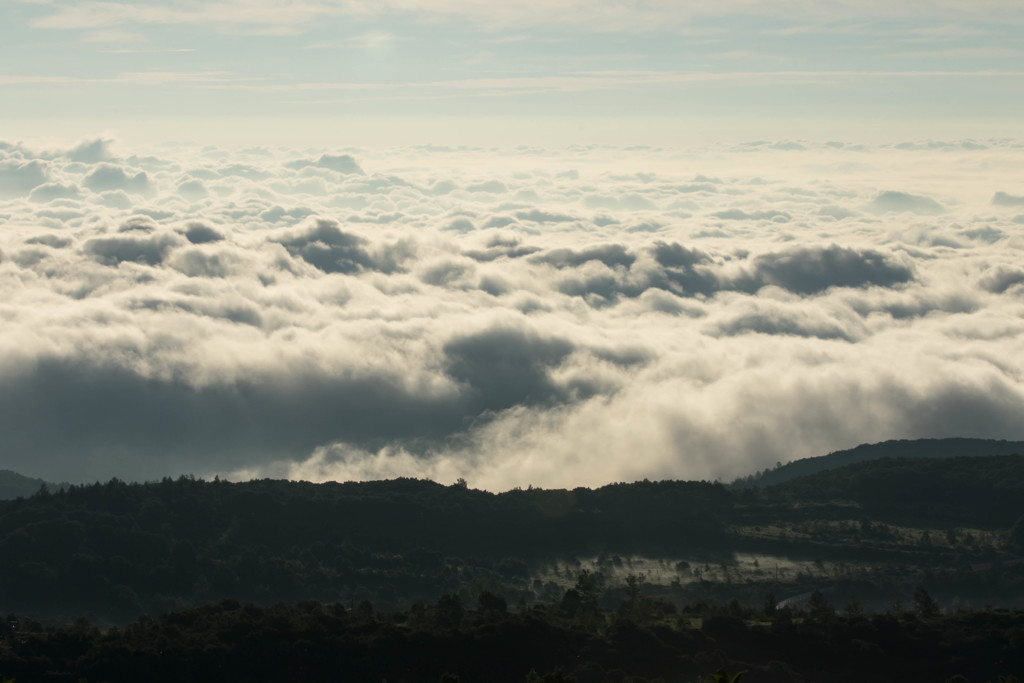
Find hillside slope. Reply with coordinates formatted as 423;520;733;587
731;438;1024;489
755;454;1024;527
0;469;54;499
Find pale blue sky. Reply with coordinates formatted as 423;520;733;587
3;1;1023;144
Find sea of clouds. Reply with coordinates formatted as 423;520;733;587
1;136;1022;489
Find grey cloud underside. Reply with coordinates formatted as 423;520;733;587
869;191;945;215
420;260;476;287
67;139;114;164
0;324;616;480
540;242;911;302
1;137;1022;487
741;245;913;295
183;222;225;244
531;244;636;270
24;233;73;248
710;307;859;341
0;358;469;479
960;226;1004;243
993;192;1024;207
444;326;577;411
713;209;790;221
29;182;81;202
168;248;242;279
83;164;153;196
84;232;184;266
464;243;540;262
275;219;411;274
979;266;1024;294
0;160;49;198
285;155;364;175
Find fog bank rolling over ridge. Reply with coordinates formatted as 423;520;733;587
0;137;1022;489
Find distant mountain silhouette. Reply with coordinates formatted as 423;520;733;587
731;438;1024;489
0;469;59;499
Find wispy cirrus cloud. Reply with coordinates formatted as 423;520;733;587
176;70;1024;99
0;71;237;86
27;0;1024;36
29;0;350;35
8;69;1022;107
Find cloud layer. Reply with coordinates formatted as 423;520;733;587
1;137;1023;488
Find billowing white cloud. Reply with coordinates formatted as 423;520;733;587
1;136;1022;489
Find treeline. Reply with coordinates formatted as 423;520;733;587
2;589;1022;683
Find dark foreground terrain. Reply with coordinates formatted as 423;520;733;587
1;439;1023;681
2;595;1022;682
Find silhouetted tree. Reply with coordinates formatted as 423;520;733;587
355;599;375;621
478;591;507;617
624;573;644;611
807;590;834;619
1012;514;1024;550
913;586;940;619
560;589;582;618
435;594;464;630
573;570;603;612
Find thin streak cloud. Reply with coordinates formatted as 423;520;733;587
28;1;1024;35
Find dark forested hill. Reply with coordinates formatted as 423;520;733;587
731;437;1024;489
0;476;730;621
756;454;1024;527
